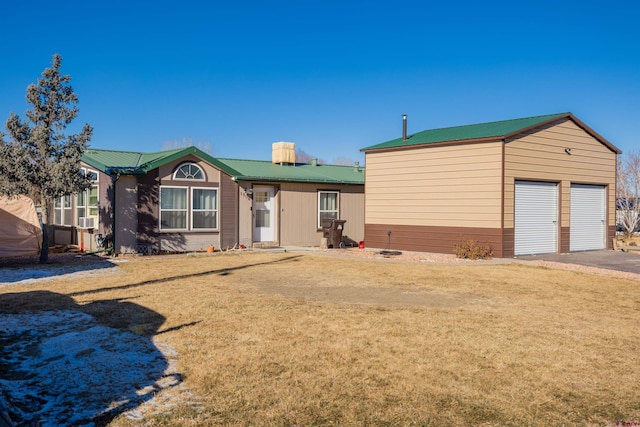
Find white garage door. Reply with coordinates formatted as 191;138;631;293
570;184;606;251
514;181;558;256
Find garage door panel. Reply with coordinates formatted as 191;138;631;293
570;184;606;251
515;181;558;256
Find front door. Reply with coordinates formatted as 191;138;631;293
253;186;275;242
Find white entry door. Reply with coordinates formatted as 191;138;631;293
253;186;275;242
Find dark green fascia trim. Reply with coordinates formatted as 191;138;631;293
105;166;147;176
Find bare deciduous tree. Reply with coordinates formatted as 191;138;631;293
162;137;213;154
616;150;640;238
332;156;355;166
295;148;325;165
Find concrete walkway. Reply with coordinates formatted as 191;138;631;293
516;250;640;275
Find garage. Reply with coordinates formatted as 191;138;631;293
514;181;558;256
362;113;620;257
570;184;606;251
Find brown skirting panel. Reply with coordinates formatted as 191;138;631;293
365;223;507;257
560;227;570;253
502;228;514;258
607;225;615;250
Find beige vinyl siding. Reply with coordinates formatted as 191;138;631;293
338;190;365;244
279;183;316;245
279;183;364;246
160;234;219;252
365;142;503;228
220;173;238;248
504;120;616;229
114;175;138;254
238;186;253;247
96;169;110;237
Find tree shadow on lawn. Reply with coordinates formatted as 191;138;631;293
0;290;182;426
68;254;303;297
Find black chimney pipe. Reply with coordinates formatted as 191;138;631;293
402;114;407;141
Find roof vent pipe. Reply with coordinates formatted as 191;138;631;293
402;114;407;141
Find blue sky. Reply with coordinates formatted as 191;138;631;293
1;1;639;165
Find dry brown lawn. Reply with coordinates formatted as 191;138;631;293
2;251;640;426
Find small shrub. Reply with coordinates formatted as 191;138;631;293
453;239;493;260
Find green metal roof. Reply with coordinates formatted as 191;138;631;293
361;113;572;152
217;158;364;184
82;147;241;177
82;147;364;185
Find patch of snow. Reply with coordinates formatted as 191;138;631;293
0;309;194;426
0;259;121;286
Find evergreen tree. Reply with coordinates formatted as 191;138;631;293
0;54;93;263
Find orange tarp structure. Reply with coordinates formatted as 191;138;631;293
0;196;42;258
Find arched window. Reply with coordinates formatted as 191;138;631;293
173;163;205;180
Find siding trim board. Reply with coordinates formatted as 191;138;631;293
563;115;620;154
501;140;505;231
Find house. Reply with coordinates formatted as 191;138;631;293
50;143;365;255
361;113;620;257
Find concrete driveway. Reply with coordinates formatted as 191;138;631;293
517;250;640;275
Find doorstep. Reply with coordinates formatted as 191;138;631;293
252;242;279;249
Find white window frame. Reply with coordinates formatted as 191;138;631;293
76;185;99;229
54;195;73;226
173;162;205;181
318;191;340;229
191;187;219;231
160;186;189;231
81;167;99;183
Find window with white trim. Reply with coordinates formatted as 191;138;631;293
160;163;217;231
81;167;99;182
318;191;339;228
174;163;205;180
160;186;218;231
54;195;72;226
77;186;99;228
192;188;218;229
160;186;188;230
